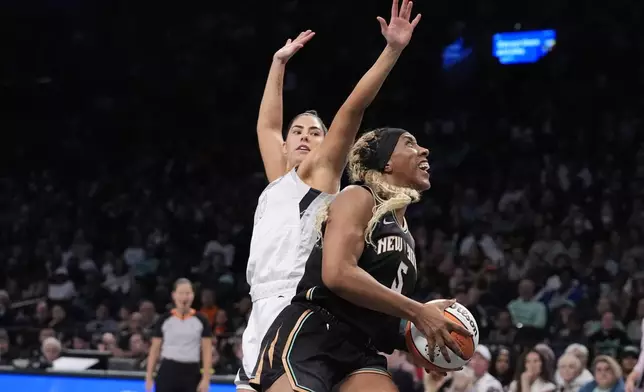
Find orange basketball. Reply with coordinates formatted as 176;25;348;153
404;301;479;371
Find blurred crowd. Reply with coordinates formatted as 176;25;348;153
2;0;644;392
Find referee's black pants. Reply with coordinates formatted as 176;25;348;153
155;358;203;392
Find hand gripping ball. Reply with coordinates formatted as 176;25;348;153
404;301;479;371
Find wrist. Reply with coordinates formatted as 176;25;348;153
384;44;405;56
406;300;425;324
272;56;288;65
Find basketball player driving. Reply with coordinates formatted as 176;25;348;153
248;1;471;391
237;0;435;389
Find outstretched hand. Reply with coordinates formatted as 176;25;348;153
377;0;421;51
274;30;316;63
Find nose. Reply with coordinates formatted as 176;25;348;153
418;146;429;157
300;133;310;142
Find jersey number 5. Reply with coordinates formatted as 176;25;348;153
391;262;409;294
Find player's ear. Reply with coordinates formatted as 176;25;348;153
282;140;287;156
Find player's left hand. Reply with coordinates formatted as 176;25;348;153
197;378;209;392
377;0;421;51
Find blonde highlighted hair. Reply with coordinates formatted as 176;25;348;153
315;130;421;246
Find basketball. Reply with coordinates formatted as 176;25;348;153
404;301;479;371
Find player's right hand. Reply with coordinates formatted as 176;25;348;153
145;377;154;392
411;299;472;363
626;378;636;392
273;30;316;63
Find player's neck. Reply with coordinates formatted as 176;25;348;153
394;208;406;225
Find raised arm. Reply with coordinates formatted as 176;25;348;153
257;30;315;183
321;186;469;360
301;0;421;188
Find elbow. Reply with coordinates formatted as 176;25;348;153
322;264;348;292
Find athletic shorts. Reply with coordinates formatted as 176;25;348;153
236;293;293;390
249;301;390;392
155;359;201;392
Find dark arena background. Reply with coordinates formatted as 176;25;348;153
0;0;643;391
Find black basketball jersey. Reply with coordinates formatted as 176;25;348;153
294;200;417;354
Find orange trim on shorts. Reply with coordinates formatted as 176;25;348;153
267;327;281;368
250;345;268;386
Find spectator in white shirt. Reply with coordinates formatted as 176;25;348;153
469;345;504;392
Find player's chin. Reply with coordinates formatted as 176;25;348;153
289;150;309;165
413;172;431;191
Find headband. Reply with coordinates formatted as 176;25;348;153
360;128;406;172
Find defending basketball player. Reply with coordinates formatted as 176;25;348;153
250;128;472;392
238;1;423;389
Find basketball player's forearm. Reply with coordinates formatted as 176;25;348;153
257;60;286;132
341;45;403;113
326;264;423;322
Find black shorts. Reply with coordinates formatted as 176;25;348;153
155;358;202;392
249;302;390;392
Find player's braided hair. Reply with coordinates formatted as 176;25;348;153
314;130;420;246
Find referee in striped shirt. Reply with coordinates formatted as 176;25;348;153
146;279;213;392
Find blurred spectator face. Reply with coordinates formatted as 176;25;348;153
496;310;512;330
469;352;489;377
601;312;615;330
51;305;66;321
557;354;581;384
39;328;55;342
172;282;194;310
518;279;535;299
129;312;143;331
283;114;326;168
35;301;49;321
201;289;215;307
118;306;131;321
559;305;574;322
566;345;589;368
101;333;117;351
215;309;228;325
622;354;637;374
72;336;89;350
597;297;611;315
594;360;617;389
129;333;147;355
96;304;109;320
139;301;156;324
495;350;510;374
524;351;542;376
42;337;62;362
